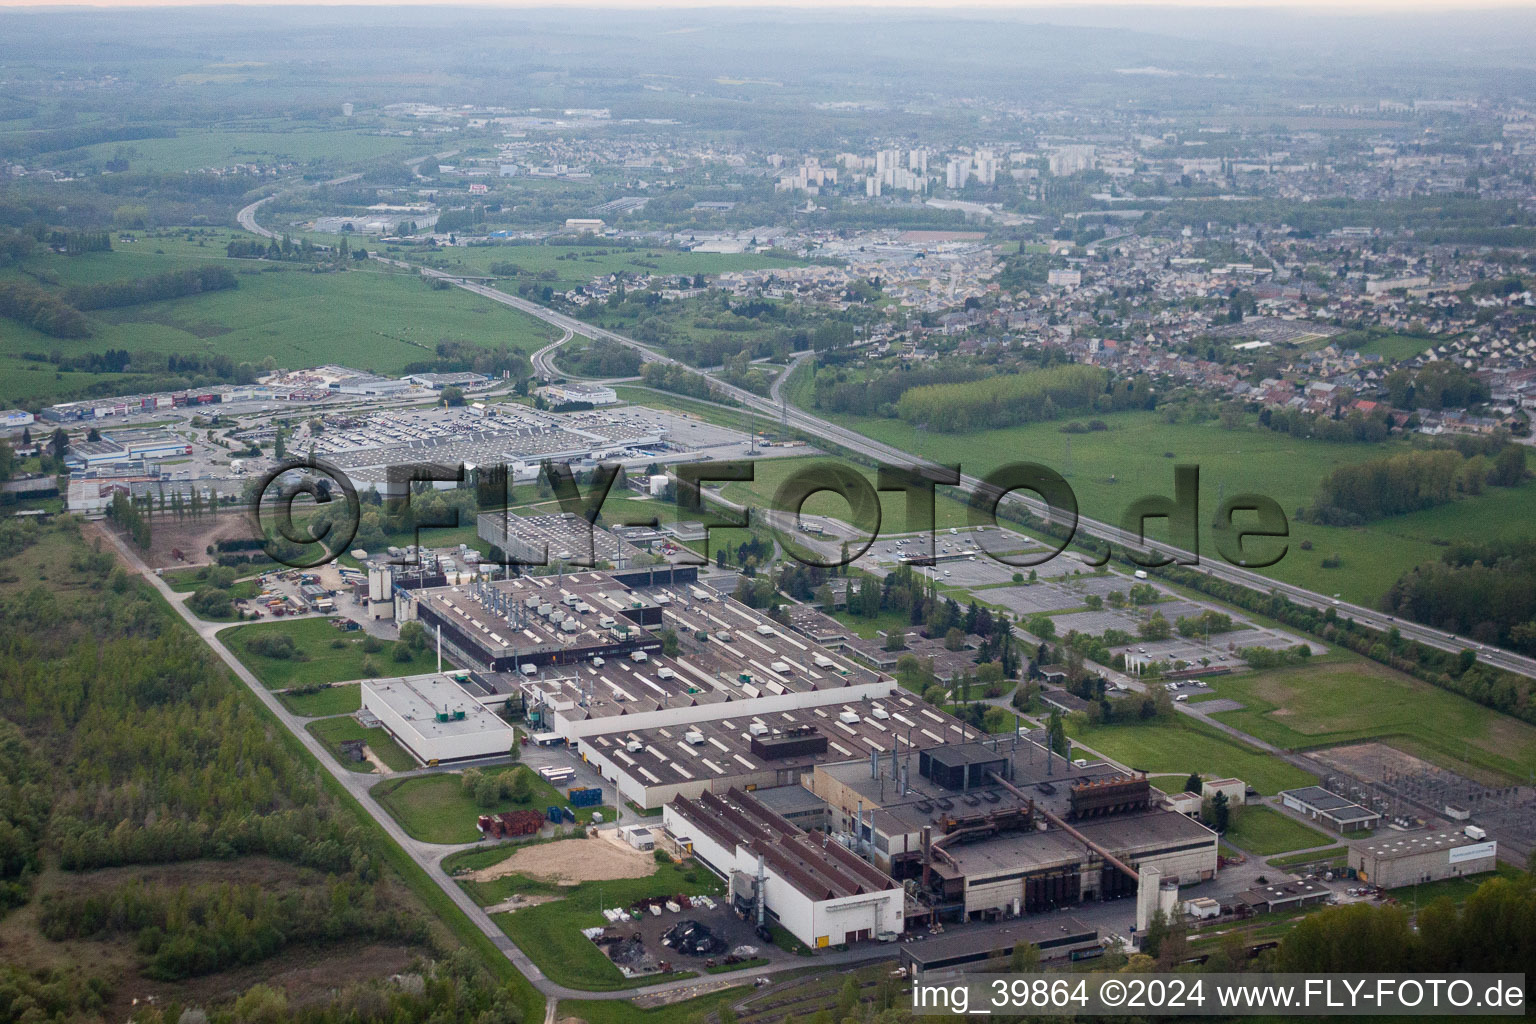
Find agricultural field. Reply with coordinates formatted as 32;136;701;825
49;125;427;174
306;715;416;773
372;765;606;844
777;396;1534;606
401;242;803;292
222;616;440;687
1066;715;1317;794
0;232;558;407
1222;806;1334;856
1202;656;1536;783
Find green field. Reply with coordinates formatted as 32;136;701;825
159;564;261;595
1223;806;1334;856
403;242;802;292
223;616;441;687
1345;332;1435;362
278;682;362;717
0;235;558;407
490;858;724;991
1204;658;1536;784
55;126;426;174
1066;715;1316;794
774;398;1535;606
306;715;416;773
373;766;604;844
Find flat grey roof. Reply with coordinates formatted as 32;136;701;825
583;691;953;789
363;674;515;740
1282;785;1380;823
902;916;1098;968
1356;830;1492;861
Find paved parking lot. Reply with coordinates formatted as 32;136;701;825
984;583;1084;617
1053;608;1140;635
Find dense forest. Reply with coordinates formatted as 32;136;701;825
0;280;92;338
1384;538;1536;654
0;519;525;1023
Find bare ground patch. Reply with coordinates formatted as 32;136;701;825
465;835;656;886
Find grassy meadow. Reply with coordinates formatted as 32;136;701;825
0;231;558;407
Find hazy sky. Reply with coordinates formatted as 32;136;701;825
0;0;1528;9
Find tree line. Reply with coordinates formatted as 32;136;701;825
1307;442;1526;525
640;361;720;401
39;877;427;981
65;265;237;310
0;280;92;338
1384;537;1536;655
1277;873;1534;974
895;364;1148;433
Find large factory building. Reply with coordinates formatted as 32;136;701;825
1350;830;1498;888
665;788;905;949
808;739;1218;921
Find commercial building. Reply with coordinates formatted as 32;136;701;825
1349;831;1498;888
536;382;618;406
406;569;674;675
64;429;191;468
664;788;904;949
1280;785;1382;833
360;673;517;765
1;409;34;429
1202;778;1247;805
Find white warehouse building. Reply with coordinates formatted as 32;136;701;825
665;787;904;949
361;674;516;765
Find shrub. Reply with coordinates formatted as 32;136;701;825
247;633;297;659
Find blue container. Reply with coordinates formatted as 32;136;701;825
568;787;603;807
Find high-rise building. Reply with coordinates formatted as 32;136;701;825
945;156;970;190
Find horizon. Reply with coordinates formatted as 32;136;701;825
2;0;1533;12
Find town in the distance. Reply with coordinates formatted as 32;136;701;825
0;5;1533;1024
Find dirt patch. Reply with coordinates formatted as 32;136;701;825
465;835;656;885
1313;741;1434;780
140;510;260;570
361;746;391;775
484;893;561;914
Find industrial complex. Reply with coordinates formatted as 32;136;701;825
352;562;1238;952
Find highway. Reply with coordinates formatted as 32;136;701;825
531;327;574;378
357;251;1536;682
